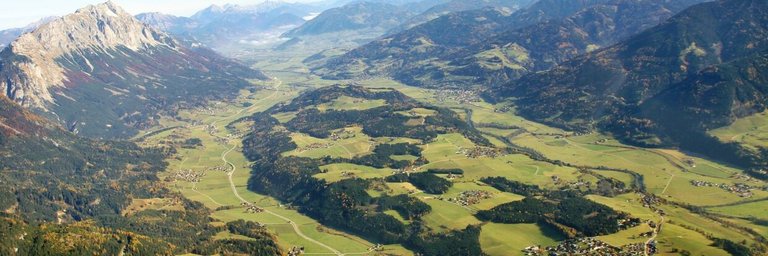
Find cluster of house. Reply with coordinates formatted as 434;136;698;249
594;138;610;144
200;106;218;116
459;146;503;158
444;173;464;179
205;124;219;136
207;165;229;173
369;244;384;252
523;238;645;256
241;202;264;214
551;175;562;185
493;106;512;113
446;190;494;206
434;89;481;104
646;239;658;255
690;180;754;198
640;194;662;208
287;246;305;256
297;142;334;153
330;130;356;141
683;158;696;168
172;169;205;183
617;217;643;229
565;179;592;189
223;131;244;140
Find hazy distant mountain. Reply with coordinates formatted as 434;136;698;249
138;1;322;48
444;0;710;86
0;16;58;48
389;0;536;34
326;0;438;7
316;0;608;83
0;1;265;138
134;12;197;35
282;1;423;38
317;0;706;87
497;0;768;171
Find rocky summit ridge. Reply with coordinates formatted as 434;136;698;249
0;1;263;139
0;1;177;109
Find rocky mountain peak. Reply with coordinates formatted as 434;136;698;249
1;1;177;109
13;1;174;56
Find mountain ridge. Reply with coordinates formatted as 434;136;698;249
282;1;420;38
316;0;708;87
0;1;266;138
497;0;768;172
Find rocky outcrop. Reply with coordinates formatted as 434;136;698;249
0;16;58;48
0;1;174;109
0;1;264;138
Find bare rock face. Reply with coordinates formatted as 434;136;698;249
0;1;176;109
0;1;262;139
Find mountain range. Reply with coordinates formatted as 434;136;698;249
497;0;768;171
388;0;536;34
281;0;443;38
316;0;708;86
137;1;323;48
0;1;265;139
281;2;411;38
0;17;58;49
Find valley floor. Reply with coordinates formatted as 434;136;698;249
132;46;768;256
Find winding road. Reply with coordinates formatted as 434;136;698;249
205;79;348;256
222;144;344;256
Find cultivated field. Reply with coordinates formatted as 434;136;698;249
131;54;768;255
710;111;768;151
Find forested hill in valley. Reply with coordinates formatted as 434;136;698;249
237;85;646;255
315;0;707;87
496;0;768;174
0;1;266;139
0;96;281;255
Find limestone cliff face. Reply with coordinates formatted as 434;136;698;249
0;1;177;109
0;1;262;139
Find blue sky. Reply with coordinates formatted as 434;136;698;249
0;0;318;30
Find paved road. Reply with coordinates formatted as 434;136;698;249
222;144;344;256
209;78;346;256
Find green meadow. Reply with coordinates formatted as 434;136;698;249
132;66;768;255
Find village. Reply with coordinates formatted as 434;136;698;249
170;169;205;183
297;142;334;153
330;129;357;141
445;190;494;206
459;146;504;158
434;89;482;104
690;180;754;198
240;202;264;214
522;237;646;256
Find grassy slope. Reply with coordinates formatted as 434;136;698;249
710;111;768;152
